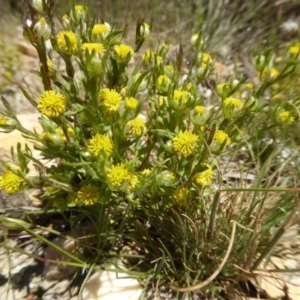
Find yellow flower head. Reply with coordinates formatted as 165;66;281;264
195;166;213;186
0;170;25;194
289;45;300;56
142;50;156;62
55;126;75;141
88;134;113;156
140;22;150;37
56;31;78;55
172;130;198;157
173;187;189;207
261;67;280;80
92;23;111;37
223;97;244;108
125;97;138;110
99;88;122;112
141;168;154;178
194;106;206;115
198;52;213;68
0;117;7;125
216;83;230;94
107;163;138;191
214;130;231;146
279;111;294;124
157;75;170;86
126;117;146;136
76;184;100;206
114;44;134;62
174;89;189;103
81;43;105;54
37;90;67;117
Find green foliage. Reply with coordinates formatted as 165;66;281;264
1;0;300;298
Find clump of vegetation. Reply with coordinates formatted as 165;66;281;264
0;0;300;299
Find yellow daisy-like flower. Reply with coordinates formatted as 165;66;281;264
76;184;100;206
125;97;138;110
279;111;294;124
37;90;67;117
92;23;111;37
88;134;113;156
0;170;25;194
174;89;189;103
56;31;78;55
172;130;198;157
195;166;213;186
223;97;244;108
99;88;122;112
107;163;138;191
126;117;146;136
81;43;105;54
173;187;189;207
114;44;134;62
214;130;231;146
216;82;230;94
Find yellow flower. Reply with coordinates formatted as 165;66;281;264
125;97;138;110
174;89;189;103
216;83;230;94
195;166;213;186
157;75;170;92
126;117;146;136
172;130;198;157
197;52;213;68
140;22;150;37
173;187;189;207
56;31;78;55
194;106;206;115
88;134;113;156
0;170;25;194
261;67;280;80
223;97;244;108
92;23;111;38
55;126;75;141
81;43;105;54
99;88;122;112
76;184;100;206
279;111;294;124
0;117;7;125
289;45;300;56
141;168;154;178
142;50;156;62
114;44;134;62
37;90;67;117
107;163;138;191
214;130;231;146
243;83;254;90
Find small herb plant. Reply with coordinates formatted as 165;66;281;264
0;0;300;298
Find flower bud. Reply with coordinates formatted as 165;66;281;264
34;17;51;40
0;116;17;133
140;23;150;38
156;75;171;93
31;0;44;13
41;132;63;147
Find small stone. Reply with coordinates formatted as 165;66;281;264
81;260;142;300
